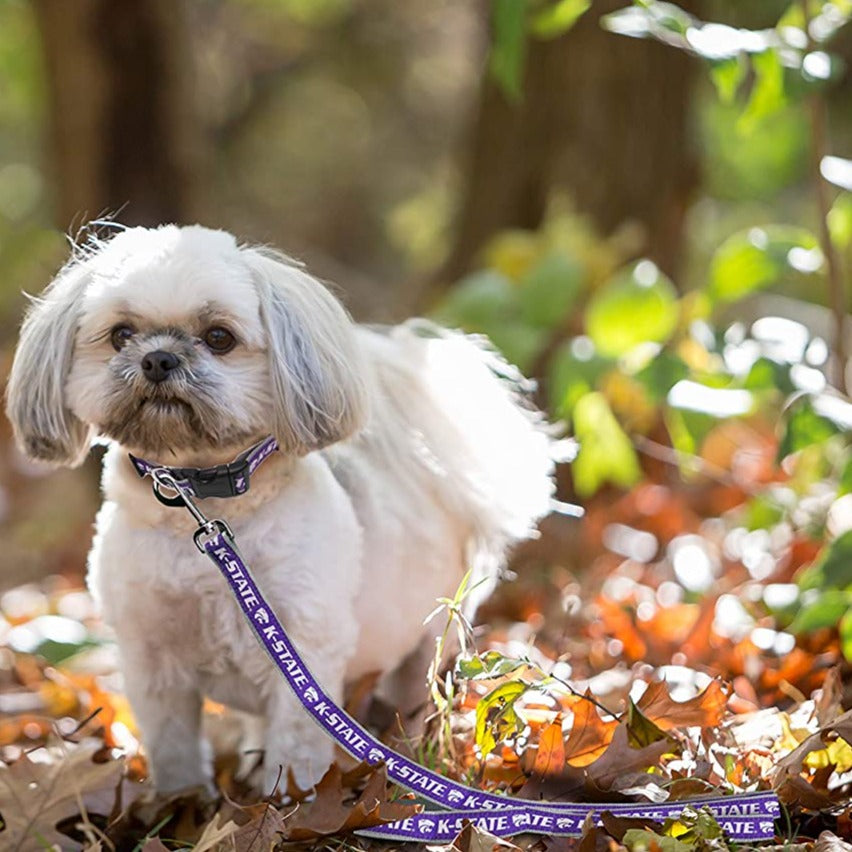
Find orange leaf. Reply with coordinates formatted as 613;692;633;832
597;597;647;661
564;693;618;767
636;678;729;731
533;716;565;776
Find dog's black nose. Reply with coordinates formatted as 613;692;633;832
141;350;180;383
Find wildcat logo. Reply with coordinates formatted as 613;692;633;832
368;748;385;764
304;686;319;703
447;789;464;804
253;607;270;624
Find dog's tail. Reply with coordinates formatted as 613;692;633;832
362;320;557;573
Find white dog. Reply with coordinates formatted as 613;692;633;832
6;224;554;795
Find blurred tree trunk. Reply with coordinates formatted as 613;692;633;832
33;0;201;228
436;0;701;291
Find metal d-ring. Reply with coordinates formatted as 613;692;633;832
150;467;232;552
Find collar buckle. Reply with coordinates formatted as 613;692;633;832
174;457;251;500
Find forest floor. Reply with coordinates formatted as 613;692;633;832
1;421;851;851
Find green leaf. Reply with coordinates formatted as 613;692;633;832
744;494;785;531
458;650;528;680
789;589;852;633
487;321;548;373
490;0;528;102
839;456;852;496
518;252;583;328
626;700;669;749
828;192;852;249
738;49;786;135
585;261;679;357
798;529;852;590
710;56;747;104
743;357;795;394
474;680;529;757
432;269;518;330
840;609;852;662
548;340;613;416
664;406;716;464
572;392;642;496
778;395;841;460
635;351;690;401
708;226;821;304
530;0;589;38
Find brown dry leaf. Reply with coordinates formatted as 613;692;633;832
283;763;418;840
585;723;673;790
775;774;836;809
828;708;852;745
564;693;618;768
452;820;522;852
636;678;729;731
815;831;852;852
0;738;123;851
771;707;852;806
599;811;663;841
230;804;288;852
139;839;171;852
815;668;844;727
596;598;647;661
533;716;566;777
192;812;242;852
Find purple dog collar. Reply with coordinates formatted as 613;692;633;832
134;459;780;842
129;435;278;500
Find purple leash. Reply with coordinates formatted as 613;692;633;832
137;454;780;842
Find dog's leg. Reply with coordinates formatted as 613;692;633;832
263;684;337;794
122;663;212;794
260;626;351;794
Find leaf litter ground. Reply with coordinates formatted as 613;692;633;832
1;420;852;850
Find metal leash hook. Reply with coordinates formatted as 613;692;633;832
150;467;234;552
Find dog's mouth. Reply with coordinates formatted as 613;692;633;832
138;396;194;416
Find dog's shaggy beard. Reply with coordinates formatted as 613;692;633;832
98;359;259;457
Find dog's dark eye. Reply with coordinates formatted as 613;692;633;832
110;324;135;351
203;327;236;354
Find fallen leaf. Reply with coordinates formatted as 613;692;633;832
0;738;123;851
230;803;288;852
815;668;844;726
564;692;618;767
533;716;566;776
625;700;671;749
452;819;522;852
282;763;418;840
585;723;674;790
192;812;241;852
636;679;729;731
815;831;852;852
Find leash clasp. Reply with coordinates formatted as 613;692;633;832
150;467;234;552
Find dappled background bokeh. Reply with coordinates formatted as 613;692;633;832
0;0;851;598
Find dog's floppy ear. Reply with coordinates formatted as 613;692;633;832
242;247;367;454
5;257;95;467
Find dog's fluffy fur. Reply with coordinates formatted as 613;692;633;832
6;225;554;794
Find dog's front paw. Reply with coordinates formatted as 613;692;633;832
263;742;334;798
